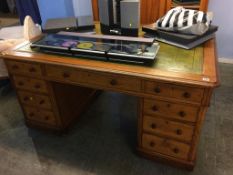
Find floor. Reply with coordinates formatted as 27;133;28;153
0;63;232;175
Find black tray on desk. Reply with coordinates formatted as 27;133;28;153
30;33;160;64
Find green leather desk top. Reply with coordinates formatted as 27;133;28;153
16;41;203;75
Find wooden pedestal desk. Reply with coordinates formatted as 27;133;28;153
1;38;219;170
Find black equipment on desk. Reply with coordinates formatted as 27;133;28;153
30;32;159;64
98;0;140;37
142;24;218;49
43;16;95;33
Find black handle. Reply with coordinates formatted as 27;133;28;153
110;79;117;86
151;123;157;129
173;148;179;154
63;72;70;78
183;92;191;98
154;87;161;93
152;105;158;112
150;142;155;147
176;129;182;135
39;100;45;105
179;111;186;117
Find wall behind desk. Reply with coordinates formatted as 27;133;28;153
37;0;93;27
209;0;233;59
37;0;74;27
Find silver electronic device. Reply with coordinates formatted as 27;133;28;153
98;0;140;36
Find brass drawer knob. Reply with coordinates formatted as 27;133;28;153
179;111;186;117
110;79;117;86
150;141;155;147
29;67;36;73
176;129;182;135
183;92;191;98
154;87;161;93
173;148;179;154
152;105;158;112
63;72;70;78
151;123;157;129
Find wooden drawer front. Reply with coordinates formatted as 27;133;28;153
6;60;42;76
46;65;141;92
144;81;171;98
13;76;48;93
142;134;190;160
45;65;87;83
24;106;57;126
144;81;204;103
85;72;141;92
144;99;198;122
171;85;204;103
18;91;52;109
143;116;194;142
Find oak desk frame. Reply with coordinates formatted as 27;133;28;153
1;35;219;170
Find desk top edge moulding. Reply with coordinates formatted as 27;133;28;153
0;22;219;170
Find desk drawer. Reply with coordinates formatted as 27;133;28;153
46;65;142;92
143;116;194;142
13;76;48;93
6;60;42;77
144;99;199;122
142;134;190;160
144;81;204;103
24;106;57;126
18;90;52;109
86;72;141;92
45;65;87;83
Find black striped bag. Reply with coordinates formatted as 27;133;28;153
156;7;212;35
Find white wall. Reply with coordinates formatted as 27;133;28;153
208;0;233;59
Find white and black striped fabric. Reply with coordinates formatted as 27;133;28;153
156;7;212;35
